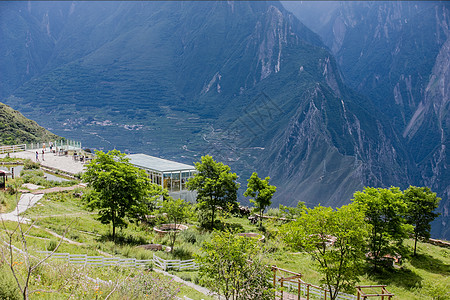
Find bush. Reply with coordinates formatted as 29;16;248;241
179;229;199;244
20;169;45;184
266;208;282;217
0;264;21;300
23;159;40;170
0;192;6;205
46;239;58;251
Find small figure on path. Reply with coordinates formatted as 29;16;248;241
49;142;53;152
35;151;39;161
43;143;46;152
42;149;45;161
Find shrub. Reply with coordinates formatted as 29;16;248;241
46;239;58;251
23;159;40;170
0;264;20;300
179;229;199;244
266;208;282;217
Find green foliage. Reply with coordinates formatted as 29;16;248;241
0;264;20;300
196;230;273;300
116;271;181;299
244;172;276;228
404;186;441;255
46;239;58;252
156;196;193;253
279;201;306;219
281;204;368;299
0;102;60;145
82;149;163;241
22;159;40;170
187;155;239;230
352;187;412;269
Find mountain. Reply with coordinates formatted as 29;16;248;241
0;102;59;145
282;1;449;238
0;1;444;236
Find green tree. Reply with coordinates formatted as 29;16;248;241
187;155;239;229
195;230;272;300
404;186;441;255
281;204;368;299
244;172;276;228
157;196;192;253
352;187;411;268
82;150;162;241
279;201;306;219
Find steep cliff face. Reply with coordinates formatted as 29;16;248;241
283;1;450;239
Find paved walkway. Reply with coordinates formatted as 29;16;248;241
2;149;86;175
1;184;85;223
0;193;44;223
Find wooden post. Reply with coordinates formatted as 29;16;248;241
272;266;277;299
306;284;310;300
280;280;284;300
298;280;301;300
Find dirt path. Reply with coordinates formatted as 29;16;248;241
31;184;85;195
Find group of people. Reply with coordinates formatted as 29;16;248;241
35;142;54;162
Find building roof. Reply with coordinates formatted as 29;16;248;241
0;170;12;176
127;153;196;173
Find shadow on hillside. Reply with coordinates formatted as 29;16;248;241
409;253;450;276
98;232;147;245
367;267;423;290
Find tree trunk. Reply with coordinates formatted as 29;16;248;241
112;210;116;242
414;230;418;256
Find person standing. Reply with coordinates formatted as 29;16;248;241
42;149;45;161
43;143;46;152
36;151;39;161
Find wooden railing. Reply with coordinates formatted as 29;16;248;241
37;251;152;269
153;254;199;271
37;251;199;272
0;144;26;154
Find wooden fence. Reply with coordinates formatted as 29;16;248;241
275;276;357;300
0;144;26;154
153;254;199;271
37;251;152;269
37;251;199;271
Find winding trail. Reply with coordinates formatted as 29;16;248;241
0;184;84;223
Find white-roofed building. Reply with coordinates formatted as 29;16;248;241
126;153;197;201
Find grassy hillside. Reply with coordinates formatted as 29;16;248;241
0;102;60;145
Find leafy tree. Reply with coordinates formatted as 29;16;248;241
403;186;441;255
83;150;162;241
187;155;239;229
281;204;368;300
195;230;272;300
244;172;276;228
156;196;192;253
279;201;306;219
352;187;411;268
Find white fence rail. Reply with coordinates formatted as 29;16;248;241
37;251;152;269
37;252;199;272
0;144;26;154
153;254;199;271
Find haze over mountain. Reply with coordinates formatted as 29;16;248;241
283;0;449;240
1;1;447;238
